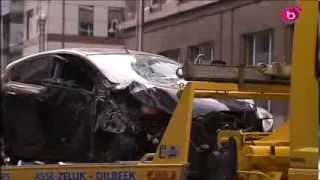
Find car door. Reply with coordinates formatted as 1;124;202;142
2;54;96;163
38;54;97;162
1;55;56;162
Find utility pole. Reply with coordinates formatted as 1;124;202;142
136;0;144;51
62;0;65;48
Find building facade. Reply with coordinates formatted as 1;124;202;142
2;0;126;66
121;0;295;65
121;0;296;127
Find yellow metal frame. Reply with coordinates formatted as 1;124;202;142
154;1;319;179
288;1;319;179
216;1;319;180
1;1;318;180
152;81;290;165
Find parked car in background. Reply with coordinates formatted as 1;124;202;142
0;48;273;165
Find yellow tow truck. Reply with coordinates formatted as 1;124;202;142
215;1;319;179
1;0;319;180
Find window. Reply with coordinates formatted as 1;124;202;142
108;7;124;38
11;57;55;84
189;42;214;64
89;54;180;85
159;49;181;63
244;30;273;65
243;30;278;113
26;9;34;40
55;54;95;91
79;5;94;36
244;31;272;110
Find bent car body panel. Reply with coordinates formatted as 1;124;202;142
1;48;269;164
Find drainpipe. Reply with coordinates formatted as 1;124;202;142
136;0;144;51
39;16;46;52
62;0;65;48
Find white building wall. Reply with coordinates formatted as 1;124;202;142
47;1;63;34
47;41;124;51
64;3;78;35
47;42;63;50
1;0;10;15
23;1;40;41
23;45;39;57
94;5;108;37
18;0;125;57
9;24;23;49
1;54;7;72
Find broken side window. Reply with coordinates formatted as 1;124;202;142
58;56;95;91
10;57;55;85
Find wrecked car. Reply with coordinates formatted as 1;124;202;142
0;48;273;165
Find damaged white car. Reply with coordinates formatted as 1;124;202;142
0;48;273;165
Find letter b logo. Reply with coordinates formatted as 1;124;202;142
286;10;296;20
281;6;302;23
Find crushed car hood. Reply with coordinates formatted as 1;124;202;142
119;80;257;118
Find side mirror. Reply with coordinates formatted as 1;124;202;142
176;66;184;78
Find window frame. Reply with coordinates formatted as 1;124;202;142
107;7;125;37
26;9;34;40
55;54;97;92
243;30;274;112
78;5;94;36
189;41;214;64
9;55;57;85
244;30;273;66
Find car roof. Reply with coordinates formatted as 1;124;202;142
66;48;156;56
39;48;157;56
5;48;164;70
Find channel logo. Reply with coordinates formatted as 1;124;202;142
281;6;302;23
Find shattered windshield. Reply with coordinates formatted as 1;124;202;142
89;54;180;85
131;54;180;84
